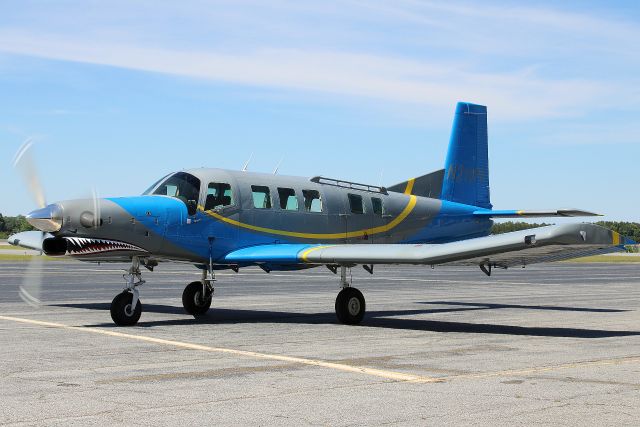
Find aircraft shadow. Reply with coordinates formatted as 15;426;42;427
53;302;640;339
420;301;629;313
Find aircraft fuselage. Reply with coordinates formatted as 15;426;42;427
41;168;492;266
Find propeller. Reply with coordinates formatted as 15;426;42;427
13;139;46;307
13;138;47;209
13;139;103;307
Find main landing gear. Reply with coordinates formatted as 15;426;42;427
110;256;145;326
334;266;366;325
182;269;214;316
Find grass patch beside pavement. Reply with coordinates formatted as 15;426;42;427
0;245;33;251
0;254;67;262
565;255;640;263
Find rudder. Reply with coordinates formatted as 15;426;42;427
441;102;492;209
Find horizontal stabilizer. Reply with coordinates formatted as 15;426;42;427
473;209;601;218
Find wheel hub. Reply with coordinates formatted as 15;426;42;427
124;303;134;317
194;291;209;307
347;297;361;316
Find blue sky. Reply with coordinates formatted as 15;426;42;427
1;0;638;221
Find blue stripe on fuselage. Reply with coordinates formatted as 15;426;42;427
108;196;298;261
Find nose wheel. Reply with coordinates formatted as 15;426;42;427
110;256;145;326
110;291;142;326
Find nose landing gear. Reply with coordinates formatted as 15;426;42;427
110;291;142;326
110;256;145;326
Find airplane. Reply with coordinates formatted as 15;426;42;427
9;102;633;327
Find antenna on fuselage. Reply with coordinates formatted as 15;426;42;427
242;152;253;172
273;157;283;175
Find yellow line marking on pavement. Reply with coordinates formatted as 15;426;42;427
0;315;442;384
3;315;638;385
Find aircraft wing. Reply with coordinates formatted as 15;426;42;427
224;224;630;269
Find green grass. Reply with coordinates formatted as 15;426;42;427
0;245;33;251
0;254;67;262
565;255;640;263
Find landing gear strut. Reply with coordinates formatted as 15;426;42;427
182;267;214;316
335;266;366;325
110;256;145;326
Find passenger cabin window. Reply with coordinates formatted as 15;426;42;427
205;182;233;210
251;185;272;209
278;188;298;211
303;190;322;213
371;197;384;216
152;172;201;215
348;193;365;214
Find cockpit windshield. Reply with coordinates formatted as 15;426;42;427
151;172;201;208
142;173;172;196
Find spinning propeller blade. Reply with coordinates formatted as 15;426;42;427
19;255;43;307
13;139;47;209
13;139;48;307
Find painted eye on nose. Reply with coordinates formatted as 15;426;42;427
80;211;103;228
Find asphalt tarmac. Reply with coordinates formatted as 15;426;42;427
1;261;639;426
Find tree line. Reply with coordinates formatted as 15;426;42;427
0;214;34;239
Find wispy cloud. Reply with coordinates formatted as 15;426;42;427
0;29;622;121
0;1;638;123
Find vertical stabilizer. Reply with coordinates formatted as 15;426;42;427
441;102;492;209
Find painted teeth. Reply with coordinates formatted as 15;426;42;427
63;237;146;256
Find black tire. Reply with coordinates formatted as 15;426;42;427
335;287;366;325
182;281;213;316
110;291;142;326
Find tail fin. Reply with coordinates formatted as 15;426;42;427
441;102;492;209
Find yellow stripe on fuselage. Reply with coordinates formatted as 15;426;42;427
404;178;416;195
200;180;418;240
612;232;621;246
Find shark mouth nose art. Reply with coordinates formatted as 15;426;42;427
64;237;147;256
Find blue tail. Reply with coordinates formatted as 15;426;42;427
441;102;492;209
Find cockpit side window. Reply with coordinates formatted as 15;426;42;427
153;172;201;215
205;183;234;210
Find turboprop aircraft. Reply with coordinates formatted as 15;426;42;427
9;102;633;326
